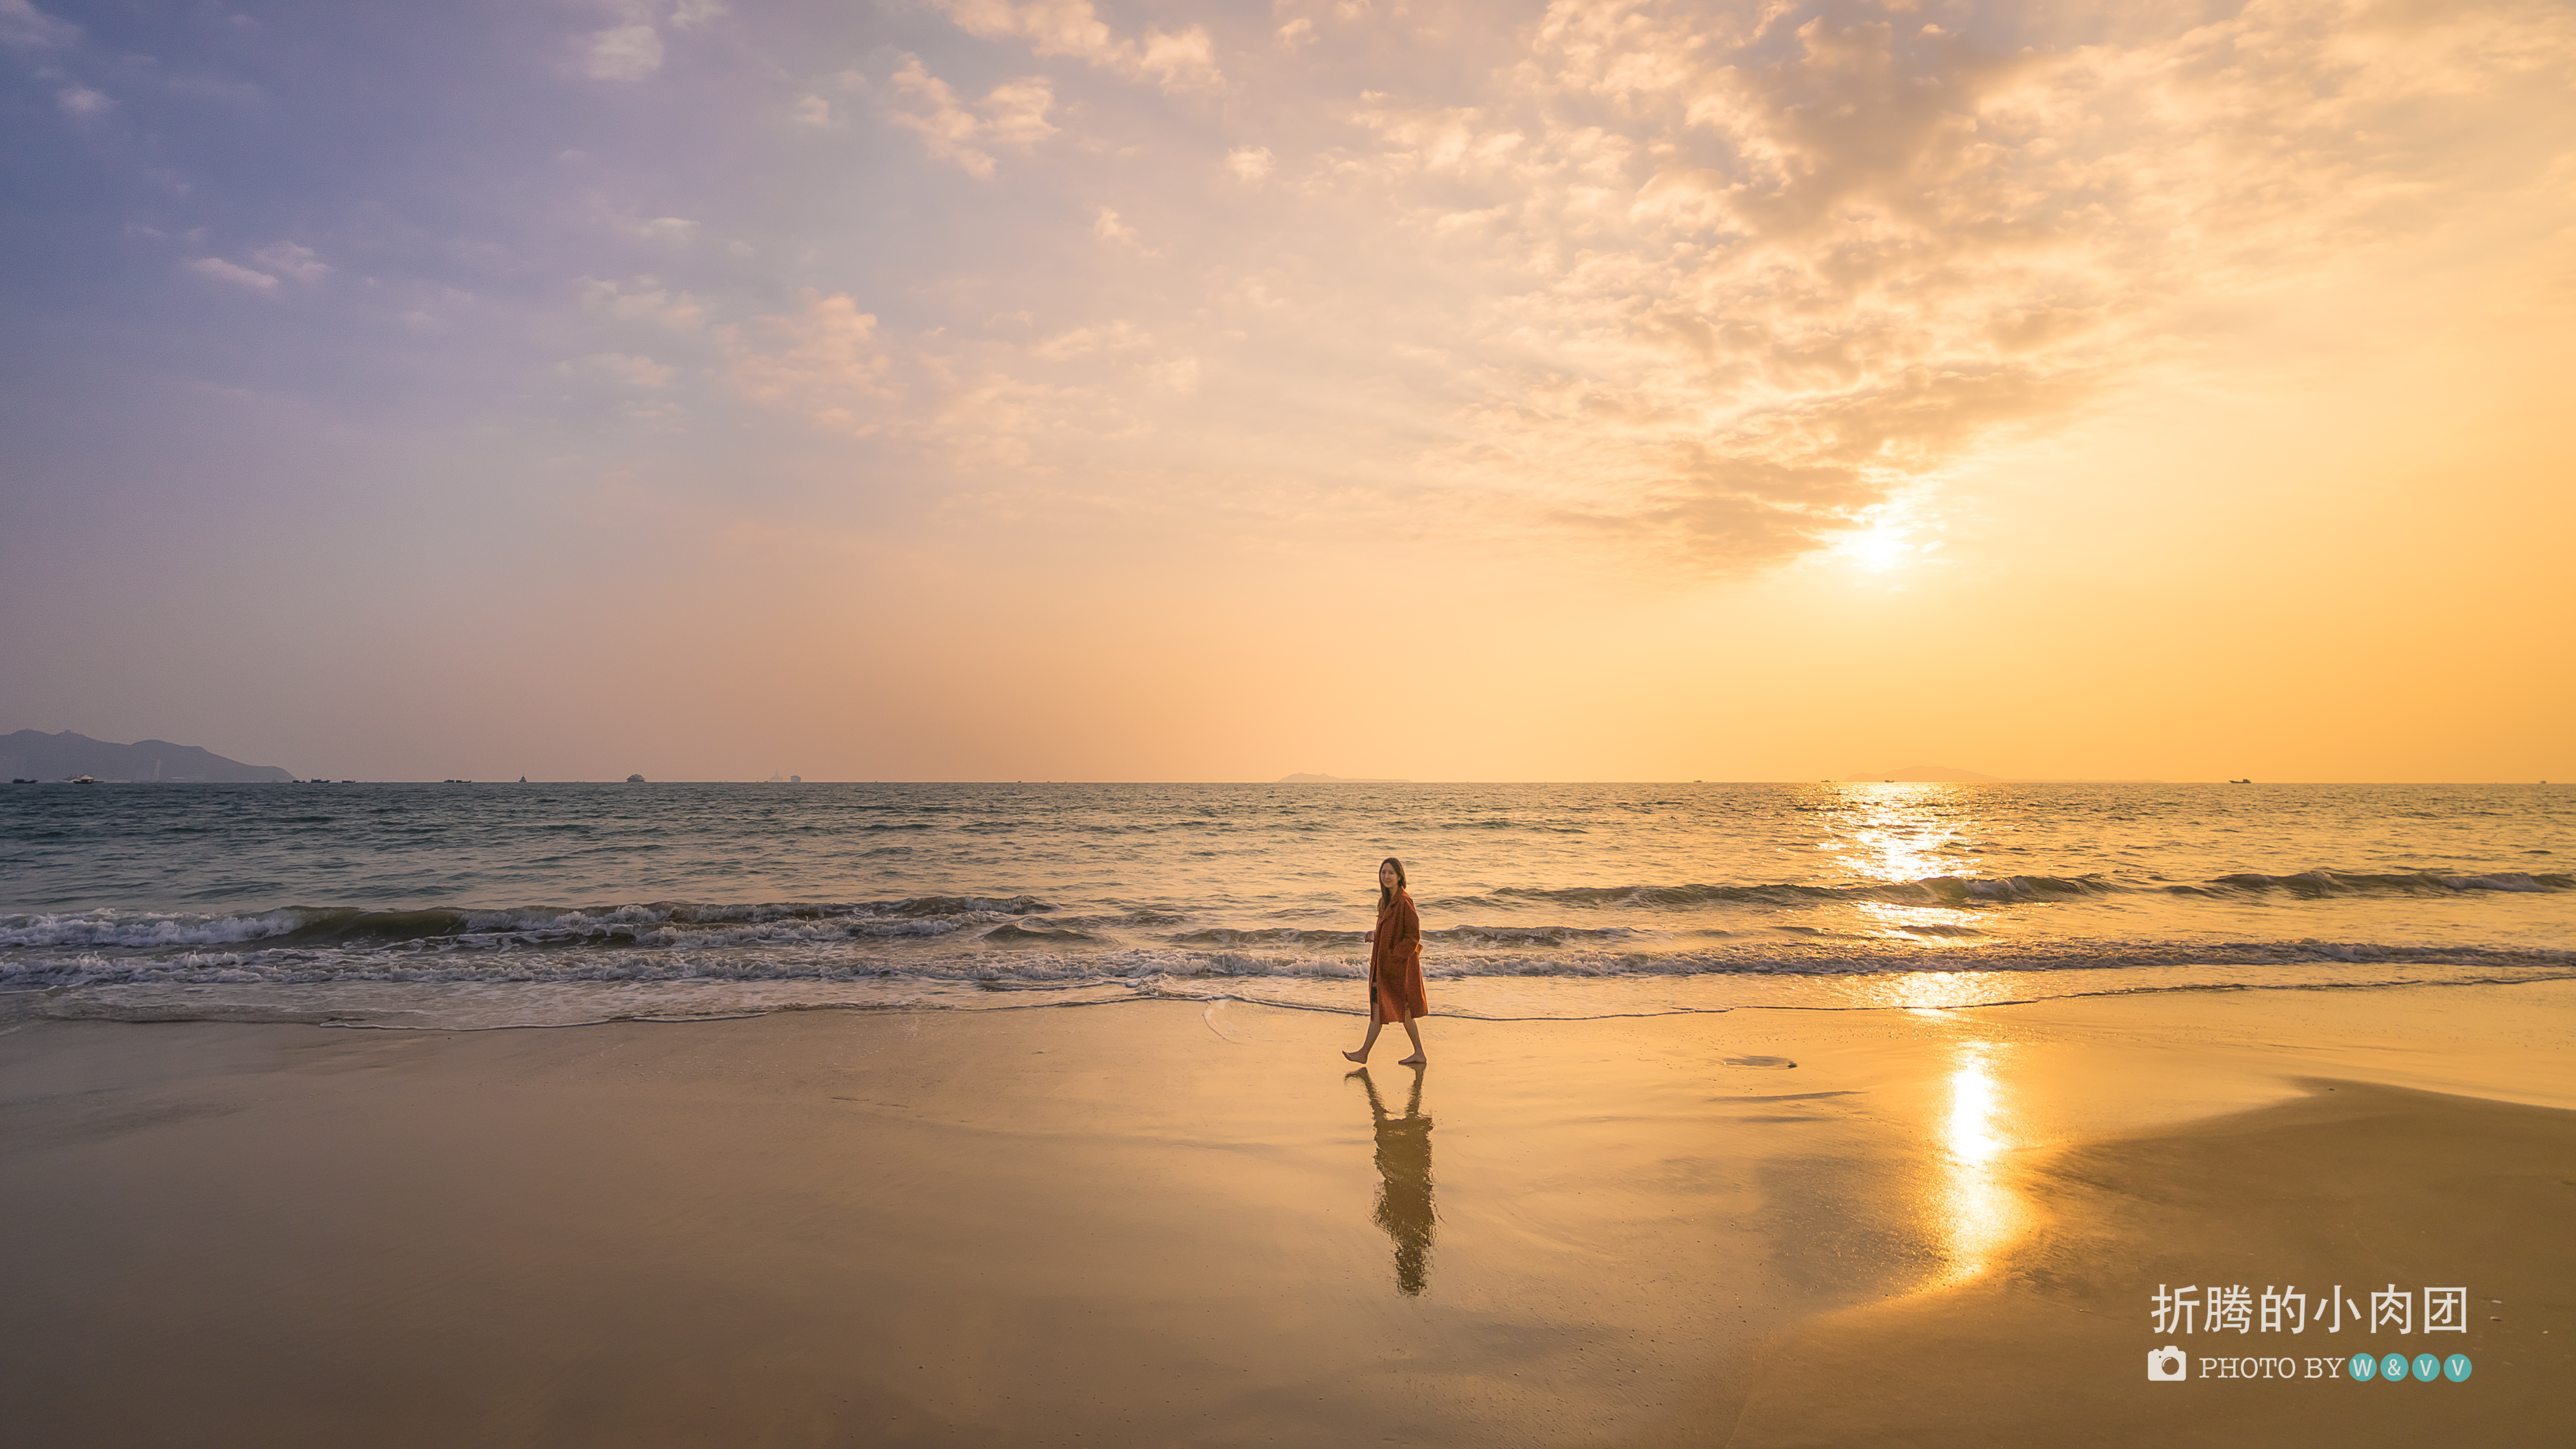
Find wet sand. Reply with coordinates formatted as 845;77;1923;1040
0;980;2569;1447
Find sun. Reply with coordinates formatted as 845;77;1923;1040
1832;512;1941;573
1839;526;1916;572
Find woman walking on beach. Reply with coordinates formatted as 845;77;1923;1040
1345;857;1429;1066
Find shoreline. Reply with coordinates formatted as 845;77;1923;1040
10;961;2574;1035
2;983;2568;1445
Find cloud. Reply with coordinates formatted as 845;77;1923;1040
720;290;898;434
795;94;829;126
1028;321;1148;361
185;257;278;293
1091;207;1145;250
885;56;1056;178
700;0;2572;577
0;0;77;52
936;0;1220;90
250;242;328;283
721;294;1192;471
587;23;662;81
1163;0;2576;573
3;0;107;118
579;276;704;330
978;77;1057;146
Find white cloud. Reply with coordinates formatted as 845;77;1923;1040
886;57;1056;178
185;257;278;294
251;242;329;283
667;0;725;29
936;0;1220;90
795;94;830;126
54;83;107;115
1225;146;1274;182
587;23;662;81
630;216;697;242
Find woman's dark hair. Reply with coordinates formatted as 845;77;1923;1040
1378;856;1407;909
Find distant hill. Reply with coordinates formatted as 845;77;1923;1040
1277;772;1411;783
0;730;295;783
1840;764;2003;783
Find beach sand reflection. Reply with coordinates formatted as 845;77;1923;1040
1349;1067;1436;1296
1934;1041;2025;1281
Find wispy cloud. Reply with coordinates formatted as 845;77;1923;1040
586;24;662;82
250;242;328;284
0;0;77;52
936;0;1220;90
884;56;1056;178
729;0;2572;573
581;276;704;330
186;257;279;294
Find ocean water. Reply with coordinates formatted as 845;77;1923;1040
0;781;2567;1030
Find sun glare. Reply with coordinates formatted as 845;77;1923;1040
1839;526;1917;572
1830;505;1942;574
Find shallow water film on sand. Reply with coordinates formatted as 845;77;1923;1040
2;781;2566;1028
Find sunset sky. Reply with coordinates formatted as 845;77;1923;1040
4;0;2570;783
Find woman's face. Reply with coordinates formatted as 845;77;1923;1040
1379;861;1400;892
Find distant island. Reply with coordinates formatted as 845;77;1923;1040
1;729;294;783
1276;772;1411;784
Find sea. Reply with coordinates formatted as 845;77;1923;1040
1;782;2567;1030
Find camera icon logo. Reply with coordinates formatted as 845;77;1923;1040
2148;1346;2189;1381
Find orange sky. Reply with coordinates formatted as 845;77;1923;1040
4;0;2570;781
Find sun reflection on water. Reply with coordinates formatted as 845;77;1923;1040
1822;784;1992;944
1934;1041;2026;1281
1829;784;1958;884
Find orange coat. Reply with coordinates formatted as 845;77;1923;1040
1370;889;1429;1023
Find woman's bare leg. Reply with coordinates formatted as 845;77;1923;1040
1396;1018;1426;1066
1343;1017;1384;1063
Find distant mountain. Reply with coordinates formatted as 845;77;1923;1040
0;730;295;783
1841;764;2003;783
1277;772;1411;783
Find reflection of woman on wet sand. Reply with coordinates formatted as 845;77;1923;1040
1344;857;1428;1066
1349;1067;1435;1296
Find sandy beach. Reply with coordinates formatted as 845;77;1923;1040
2;981;2569;1447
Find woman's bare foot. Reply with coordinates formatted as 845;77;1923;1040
1342;1049;1368;1063
1397;1053;1425;1067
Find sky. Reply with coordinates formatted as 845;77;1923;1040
2;0;2570;783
